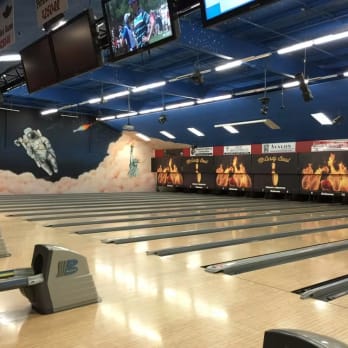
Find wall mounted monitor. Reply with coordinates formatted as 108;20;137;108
51;9;103;81
200;0;279;27
20;35;59;93
102;0;177;62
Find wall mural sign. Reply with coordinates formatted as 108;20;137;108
190;146;213;156
0;0;15;50
223;145;251;155
155;157;183;187
262;142;296;154
311;139;348;152
252;153;298;193
182;157;214;189
299;151;348;194
215;155;252;191
35;0;68;27
14;127;58;177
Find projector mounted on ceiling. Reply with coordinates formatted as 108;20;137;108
122;124;135;131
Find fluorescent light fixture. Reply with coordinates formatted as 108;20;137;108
187;127;205;136
215;60;242;72
139;107;164;115
132;81;166;93
282;79;308;88
343;71;348;77
88;97;102;104
41;108;58;115
310;112;333;125
136;133;151;141
160;130;176;139
214;118;280;130
51;20;67;31
165;101;195;110
0;54;21;62
277;41;313;55
197;94;232;104
116;111;138;118
97;116;116;121
278;30;348;55
313;30;348;45
60;114;79;118
282;81;300;88
103;90;129;101
0;107;20;112
222;125;239;134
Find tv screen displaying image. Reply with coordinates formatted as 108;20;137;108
200;0;278;26
102;0;177;61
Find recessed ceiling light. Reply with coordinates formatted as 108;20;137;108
187;127;205;136
160;130;176;139
310;112;333;125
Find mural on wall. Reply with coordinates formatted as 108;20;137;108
14;127;58;176
252;153;298;193
0;131;170;194
0;107;191;194
156;157;183;187
300;152;348;193
215;155;252;190
128;144;139;177
73;122;95;133
182;157;215;189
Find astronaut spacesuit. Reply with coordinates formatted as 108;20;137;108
14;128;58;176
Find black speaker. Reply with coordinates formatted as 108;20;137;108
151;158;157;172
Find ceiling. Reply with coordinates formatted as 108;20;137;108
1;0;348;147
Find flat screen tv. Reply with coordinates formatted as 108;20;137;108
200;0;279;27
20;35;59;93
102;0;177;62
51;9;103;81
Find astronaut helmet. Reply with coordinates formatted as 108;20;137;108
24;127;38;140
23;127;32;135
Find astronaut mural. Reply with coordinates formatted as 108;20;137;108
14;128;58;176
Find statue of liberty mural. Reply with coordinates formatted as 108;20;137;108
128;144;139;177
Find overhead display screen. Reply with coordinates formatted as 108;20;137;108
204;0;254;20
102;0;177;62
200;0;278;26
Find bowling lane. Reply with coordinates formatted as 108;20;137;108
69;208;348;241
2;197;268;218
39;202;340;228
33;200;305;226
142;217;348;253
1;205;348;347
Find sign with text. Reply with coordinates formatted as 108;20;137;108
262;142;296;153
224;144;251;155
252;153;298;193
36;0;68;27
0;0;15;50
182;156;215;174
190;146;213;156
311;139;348;152
183;173;216;190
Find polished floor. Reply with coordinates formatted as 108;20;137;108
0;192;348;348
